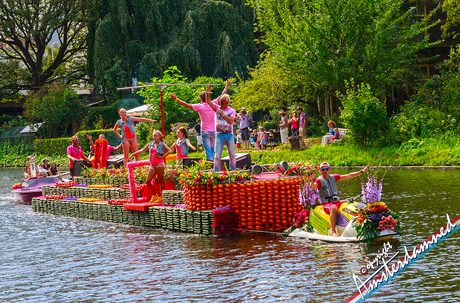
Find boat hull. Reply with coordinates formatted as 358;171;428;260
289;227;398;243
13;189;43;204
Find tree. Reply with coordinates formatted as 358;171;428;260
248;0;440;98
24;84;88;138
233;53;324;119
88;0;260;100
137;66;233;133
442;0;460;38
0;0;98;100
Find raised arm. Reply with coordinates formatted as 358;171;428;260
218;79;231;98
205;86;217;111
131;117;155;123
169;93;193;109
340;166;369;181
86;134;96;151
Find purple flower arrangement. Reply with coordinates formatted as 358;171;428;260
299;181;320;209
361;171;385;203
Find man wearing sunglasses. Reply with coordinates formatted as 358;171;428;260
309;162;368;236
67;135;90;181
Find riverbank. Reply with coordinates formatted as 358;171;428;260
2;136;460;168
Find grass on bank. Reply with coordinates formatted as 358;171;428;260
2;136;460;169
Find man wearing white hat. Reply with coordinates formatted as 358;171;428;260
309;162;369;236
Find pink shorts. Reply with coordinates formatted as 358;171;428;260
322;202;344;214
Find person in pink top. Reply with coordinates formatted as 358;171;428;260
168;80;231;162
67;135;90;181
86;134;122;161
289;111;299;136
129;130;172;204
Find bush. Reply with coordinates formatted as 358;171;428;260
339;83;388;147
33;130;121;156
33;138;71;156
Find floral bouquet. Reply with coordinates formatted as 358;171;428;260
353;171;400;242
283;163;318;177
177;166;254;186
282;177;320;236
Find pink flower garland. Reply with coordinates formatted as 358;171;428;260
126;160;150;203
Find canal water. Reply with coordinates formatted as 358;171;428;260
1;168;459;302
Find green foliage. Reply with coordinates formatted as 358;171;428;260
24;84;88;138
89;0;259;99
442;0;460;38
137;66;232;132
249;0;440;98
0;141;34;167
85;98;140;129
340;83;389;147
392;46;460;142
233;54;323;120
33;138;72;156
0;0;97;99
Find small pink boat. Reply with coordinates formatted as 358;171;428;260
12;177;61;204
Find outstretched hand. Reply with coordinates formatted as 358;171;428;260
169;93;177;100
86;134;92;140
206;85;212;94
362;166;369;173
226;79;231;86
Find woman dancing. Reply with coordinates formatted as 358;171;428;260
129;130;172;203
113;108;155;167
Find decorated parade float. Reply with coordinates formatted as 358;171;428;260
285;171;400;242
31;159;308;235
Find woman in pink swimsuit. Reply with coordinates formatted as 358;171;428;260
129;130;172;202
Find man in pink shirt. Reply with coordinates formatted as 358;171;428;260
169;80;231;161
67;135;90;181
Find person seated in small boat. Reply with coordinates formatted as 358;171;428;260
49;161;60;177
86;134;122;162
40;159;51;176
309;162;368;237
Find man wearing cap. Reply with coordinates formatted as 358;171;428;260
67;135;90;181
238;107;250;149
309;162;369;237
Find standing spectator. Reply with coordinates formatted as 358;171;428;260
298;107;308;139
205;85;237;172
67;135;90;181
251;129;259;150
258;126;267;150
279;110;289;144
268;130;275;151
169;80;231;162
113;108;155;167
289;112;299;136
236;130;242;151
193;118;203;153
238;107;250;149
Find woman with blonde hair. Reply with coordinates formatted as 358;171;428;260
113;108;155;167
